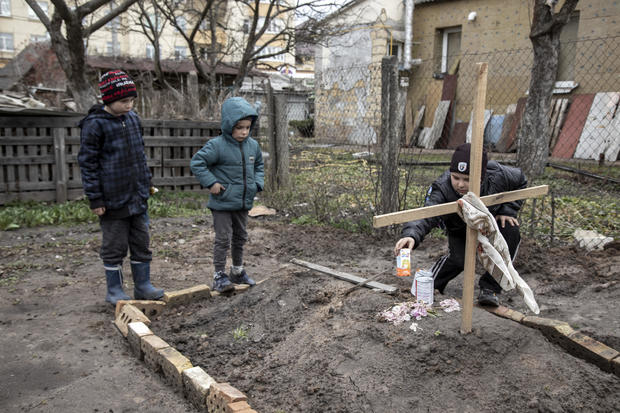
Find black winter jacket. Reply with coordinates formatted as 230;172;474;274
78;105;151;217
401;161;527;248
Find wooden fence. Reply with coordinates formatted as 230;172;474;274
0;112;220;205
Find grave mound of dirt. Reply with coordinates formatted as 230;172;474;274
1;216;618;412
153;219;620;413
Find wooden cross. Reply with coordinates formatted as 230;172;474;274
373;63;548;334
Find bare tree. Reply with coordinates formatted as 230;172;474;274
154;0;341;97
25;0;140;112
517;0;579;178
129;0;182;98
153;0;230;113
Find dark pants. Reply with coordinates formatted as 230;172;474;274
211;209;248;273
99;212;151;266
431;222;521;294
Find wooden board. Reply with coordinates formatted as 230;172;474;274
373;185;549;228
574;92;620;161
446;121;468;149
497;97;527;152
549;99;569;153
465;109;493;143
551;94;595;159
425;100;452;149
423;80;443;128
290;259;397;294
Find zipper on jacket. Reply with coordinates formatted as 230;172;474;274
240;142;247;209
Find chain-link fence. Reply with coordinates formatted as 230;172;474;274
262;36;618;250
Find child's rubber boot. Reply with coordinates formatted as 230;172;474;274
131;261;164;300
104;265;131;305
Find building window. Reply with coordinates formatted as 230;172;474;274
30;34;49;43
0;32;14;51
435;26;461;74
106;41;120;56
146;44;155;59
557;11;579;81
28;1;48;20
259;17;283;34
388;41;403;63
0;0;10;17
255;45;285;62
176;16;187;31
174;46;187;60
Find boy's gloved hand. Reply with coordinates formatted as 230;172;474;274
149;186;159;195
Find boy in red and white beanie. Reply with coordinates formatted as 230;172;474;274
77;69;164;305
99;70;137;105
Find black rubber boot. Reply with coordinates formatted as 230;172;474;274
131;261;164;300
105;265;131;305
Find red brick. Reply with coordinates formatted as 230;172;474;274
207;382;247;413
115;299;166;319
226;401;252;412
163;284;211;306
114;304;150;337
158;347;193;389
141;334;170;372
127;321;153;360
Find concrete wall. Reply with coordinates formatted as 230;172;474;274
314;0;404;144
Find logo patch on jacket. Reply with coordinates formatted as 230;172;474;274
249;156;255;163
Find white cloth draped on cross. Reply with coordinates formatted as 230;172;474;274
456;192;540;314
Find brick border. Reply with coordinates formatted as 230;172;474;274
484;305;620;377
114;284;258;412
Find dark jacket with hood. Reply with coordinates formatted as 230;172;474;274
402;160;527;248
190;97;264;211
77;104;151;218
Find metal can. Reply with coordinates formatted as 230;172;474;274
411;269;434;305
396;248;411;277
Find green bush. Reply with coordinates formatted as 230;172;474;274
289;118;314;137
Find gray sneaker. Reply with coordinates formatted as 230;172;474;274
213;271;234;293
229;269;256;286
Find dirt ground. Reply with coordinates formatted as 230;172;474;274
1;214;618;413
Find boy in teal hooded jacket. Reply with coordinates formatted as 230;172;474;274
190;97;264;292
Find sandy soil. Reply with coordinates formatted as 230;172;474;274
1;215;618;413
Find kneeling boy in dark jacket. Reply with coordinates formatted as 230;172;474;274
394;143;527;306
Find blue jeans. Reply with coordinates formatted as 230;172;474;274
99;212;152;266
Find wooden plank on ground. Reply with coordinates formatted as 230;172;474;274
373;185;549;228
290;258;397;294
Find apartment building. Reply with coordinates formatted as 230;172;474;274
0;0;302;78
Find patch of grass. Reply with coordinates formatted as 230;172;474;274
0;191;211;230
232;325;249;341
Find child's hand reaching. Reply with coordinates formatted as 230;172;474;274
209;182;226;195
92;207;105;216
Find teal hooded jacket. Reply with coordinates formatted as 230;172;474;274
190;97;264;211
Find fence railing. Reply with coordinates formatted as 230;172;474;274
0;114;220;205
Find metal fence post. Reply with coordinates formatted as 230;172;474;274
380;56;400;216
53;127;68;203
266;84;290;190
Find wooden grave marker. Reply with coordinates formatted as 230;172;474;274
373;63;548;334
